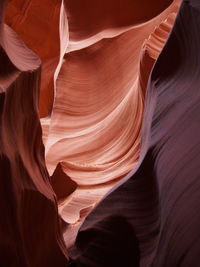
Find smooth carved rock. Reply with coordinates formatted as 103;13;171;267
44;0;180;244
69;1;200;266
0;1;68;266
3;0;200;266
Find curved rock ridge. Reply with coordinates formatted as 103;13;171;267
46;0;180;182
5;0;68;117
65;0;174;41
139;11;177;95
0;1;68;266
65;1;180;55
43;1;180;243
68;0;200;266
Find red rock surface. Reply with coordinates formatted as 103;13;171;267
5;0;67;117
3;0;200;266
0;1;68;266
44;0;180;245
69;2;200;265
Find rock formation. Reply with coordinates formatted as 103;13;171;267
0;1;68;266
2;0;200;266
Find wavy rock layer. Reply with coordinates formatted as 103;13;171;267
0;2;68;266
44;1;180;243
69;1;200;266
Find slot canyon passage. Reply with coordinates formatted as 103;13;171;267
1;0;200;266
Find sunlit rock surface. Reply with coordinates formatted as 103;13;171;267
44;0;180;246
